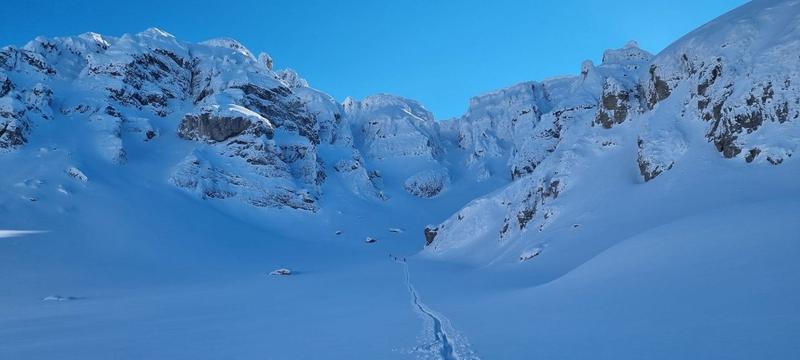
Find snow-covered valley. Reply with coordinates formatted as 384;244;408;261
2;0;800;358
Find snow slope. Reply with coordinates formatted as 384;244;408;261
1;1;799;359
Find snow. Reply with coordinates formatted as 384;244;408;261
1;1;799;359
41;295;80;302
0;230;46;238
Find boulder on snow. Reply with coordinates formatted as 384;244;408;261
424;226;438;246
42;295;80;302
519;248;542;262
66;167;88;182
269;268;292;276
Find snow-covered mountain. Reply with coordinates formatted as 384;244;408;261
2;1;799;359
3;1;797;262
425;0;800;264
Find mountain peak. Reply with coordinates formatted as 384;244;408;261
200;37;256;59
139;27;175;39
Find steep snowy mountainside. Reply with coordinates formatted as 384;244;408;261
649;0;800;163
1;27;500;213
1;28;357;211
342;94;443;162
439;41;654;184
423;42;656;260
424;0;800;265
340;94;456;198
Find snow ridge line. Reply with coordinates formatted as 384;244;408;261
397;260;478;360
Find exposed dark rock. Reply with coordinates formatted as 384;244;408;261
638;157;672;182
20;50;56;75
745;148;761;163
697;63;722;96
542;180;560;199
713;131;742;158
403;170;448;198
178;112;273;142
509;179;561;232
517;208;535;229
108;87;169;111
0;110;28;149
154;48;186;68
424;226;438;246
248;189;316;211
232;83;292;101
761;83;774;103
121;53;190;93
519;248;542;262
647;65;672;108
595;82;631;128
194;87;213;104
0;76;12;97
231;83;319;144
511;164;535;180
334;158;361;172
735;111;764;134
66;167;88;182
776;102;790;123
767;156;784;165
636;137;674;181
500;222;510;237
314;158;327;186
0;48;14;71
226;139;282;166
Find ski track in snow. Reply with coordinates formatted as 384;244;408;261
397;259;478;360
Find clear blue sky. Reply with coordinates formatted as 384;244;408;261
0;0;746;119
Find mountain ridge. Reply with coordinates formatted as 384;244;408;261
1;0;798;265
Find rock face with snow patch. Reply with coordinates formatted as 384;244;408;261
178;107;274;143
423;1;800;263
647;1;800;164
343;94;443;161
403;169;450;198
